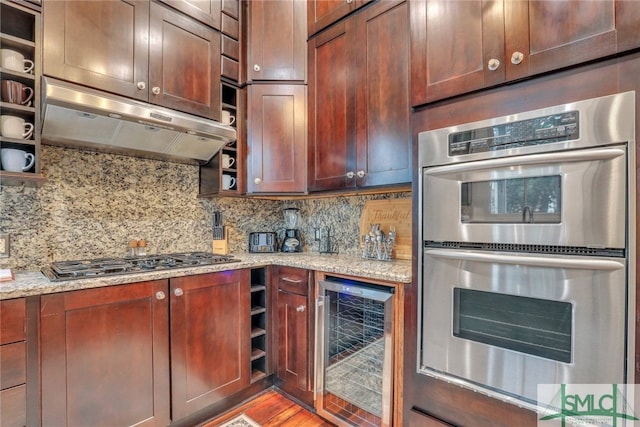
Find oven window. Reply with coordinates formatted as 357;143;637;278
453;288;572;363
461;175;561;223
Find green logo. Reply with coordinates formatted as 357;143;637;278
538;384;638;426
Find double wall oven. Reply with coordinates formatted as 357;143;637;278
417;92;636;408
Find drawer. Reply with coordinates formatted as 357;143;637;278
277;267;309;295
0;299;25;345
221;13;239;40
221;0;238;19
0;342;26;390
221;56;239;81
408;408;455;426
222;35;239;61
0;384;26;427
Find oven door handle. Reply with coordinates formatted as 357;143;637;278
423;147;625;176
424;248;625;270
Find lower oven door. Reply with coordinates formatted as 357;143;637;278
419;248;627;406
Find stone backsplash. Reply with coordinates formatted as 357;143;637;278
1;146;411;271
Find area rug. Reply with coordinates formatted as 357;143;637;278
217;413;261;427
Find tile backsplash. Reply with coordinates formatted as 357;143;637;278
0;146;411;270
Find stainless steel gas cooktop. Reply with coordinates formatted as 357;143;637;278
41;252;240;281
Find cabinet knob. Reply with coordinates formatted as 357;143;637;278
296;305;305;312
511;51;524;65
174;288;184;297
254;177;261;185
346;0;353;3
152;86;161;95
254;64;261;72
346;171;355;179
356;170;366;178
155;291;166;300
137;81;146;90
487;58;501;71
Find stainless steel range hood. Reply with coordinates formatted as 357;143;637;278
40;77;237;164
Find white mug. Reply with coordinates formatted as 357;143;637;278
222;153;235;169
0;115;34;139
0;49;34;74
221;110;236;126
222;174;236;190
1;148;35;172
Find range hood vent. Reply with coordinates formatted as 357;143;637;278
40;77;236;164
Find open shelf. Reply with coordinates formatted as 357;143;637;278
249;267;268;383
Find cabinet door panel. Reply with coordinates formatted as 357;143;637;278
43;0;149;101
277;291;309;391
149;3;221;120
308;21;357;191
248;0;306;81
170;270;250;419
40;280;170;427
410;0;505;106
248;85;307;193
0;385;25;427
0;299;25;345
157;0;221;29
0;342;26;390
356;0;411;186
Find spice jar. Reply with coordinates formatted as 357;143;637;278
137;239;148;256
127;240;138;257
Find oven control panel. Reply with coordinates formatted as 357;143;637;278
448;111;579;156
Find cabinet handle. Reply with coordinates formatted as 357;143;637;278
296;305;305;312
345;171;355;179
254;177;261;185
282;277;303;283
174;288;184;297
155;291;166;300
137;81;146;90
356;170;366;178
511;51;524;65
152;86;161;95
487;58;501;71
346;0;353;3
254;64;261;72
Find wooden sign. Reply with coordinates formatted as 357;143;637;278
359;198;412;260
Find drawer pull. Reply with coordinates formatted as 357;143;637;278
296;305;305;312
282;277;303;283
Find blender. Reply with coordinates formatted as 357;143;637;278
281;208;302;252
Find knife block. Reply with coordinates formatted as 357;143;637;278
212;228;229;255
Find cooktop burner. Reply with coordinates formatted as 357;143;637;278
41;252;241;281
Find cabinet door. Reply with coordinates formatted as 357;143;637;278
40;281;170;427
355;0;411;187
307;0;371;37
43;0;150;101
248;0;306;81
505;0;640;81
247;84;307;193
170;270;250;419
410;0;505;106
157;0;221;29
308;20;358;191
149;2;222;120
276;291;310;392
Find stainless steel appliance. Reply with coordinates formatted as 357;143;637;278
41;252;240;281
281;207;303;252
417;92;636;409
248;232;278;253
316;277;394;427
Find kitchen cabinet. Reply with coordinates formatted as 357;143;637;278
0;298;26;427
247;84;307;193
40;280;171;427
273;266;314;406
157;0;221;29
43;0;222;120
410;0;640;106
307;0;372;37
308;0;411;191
170;270;250;419
248;0;306;82
0;0;45;187
250;268;268;382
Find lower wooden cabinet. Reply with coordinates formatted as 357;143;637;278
0;298;27;427
273;266;314;406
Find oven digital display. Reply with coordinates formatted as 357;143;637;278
448;111;579;156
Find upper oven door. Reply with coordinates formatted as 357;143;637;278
422;144;627;249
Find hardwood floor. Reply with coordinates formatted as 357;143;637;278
201;389;335;427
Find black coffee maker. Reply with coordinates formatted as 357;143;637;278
281;207;302;252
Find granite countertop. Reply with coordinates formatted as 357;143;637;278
0;252;413;300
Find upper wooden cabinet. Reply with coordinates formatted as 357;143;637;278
157;0;221;29
307;0;372;37
247;84;307;193
43;0;221;120
247;0;306;81
410;0;640;106
308;0;411;191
